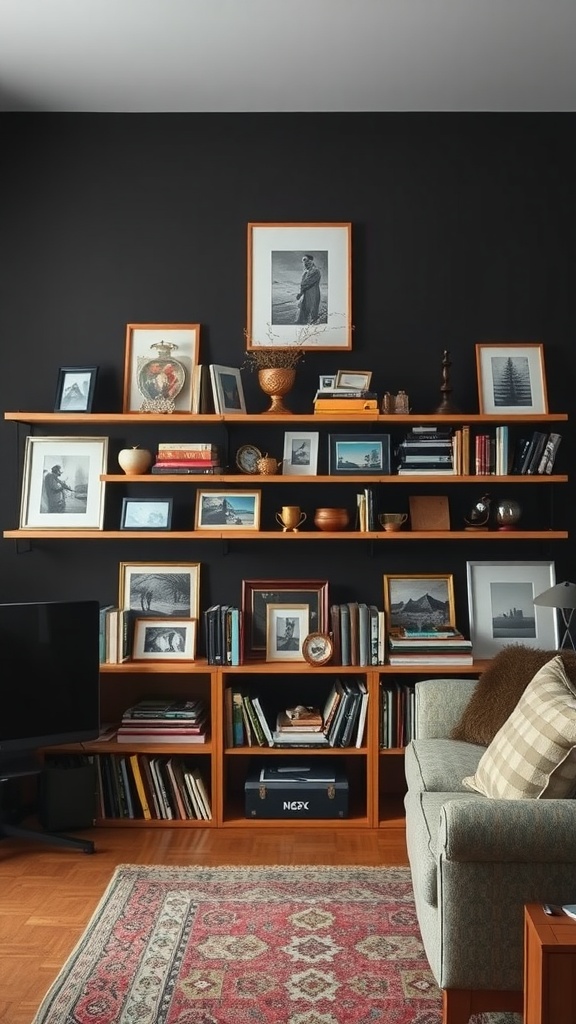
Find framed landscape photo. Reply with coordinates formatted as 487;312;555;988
266;604;308;662
194;490;261;530
19;436;108;530
335;370;372;391
282;431;319;476
54;366;98;412
466;560;558;658
132;617;197;661
123;323;201;413
209;364;247;414
246;222;352;350
119;562;200;618
383;573;456;630
120;497;173;531
329;433;390;475
475;342;548;415
241;578;329;659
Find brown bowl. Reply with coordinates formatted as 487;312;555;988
314;507;350;532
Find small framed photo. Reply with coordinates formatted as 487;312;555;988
466;560;558;658
132;618;197;661
334;370;372;391
247;222;352;350
329;433;390;475
19;436;108;530
318;375;336;392
194;490;261;531
475;342;548;415
282;431;319;476
383;574;456;630
119;562;201;618
123;323;201;413
266;604;309;662
209;364;247;414
120;497;173;531
241;578;329;660
54;366;98;412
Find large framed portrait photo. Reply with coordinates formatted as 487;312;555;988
475;342;548;415
19;436;108;530
466;560;558;659
247;222;352;350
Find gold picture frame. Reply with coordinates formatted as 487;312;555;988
383;573;456;631
122;323;201;413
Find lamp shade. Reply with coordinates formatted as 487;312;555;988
533;581;576;609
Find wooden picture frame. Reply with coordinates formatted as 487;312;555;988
475;342;548;415
334;370;372;391
120;497;173;531
118;562;201;619
194;490;261;530
466;560;558;658
122;323;201;413
383;573;456;631
246;222;352;350
282;431;319;476
329;433;390;475
241;578;329;660
19;436;108;530
265;604;309;662
54;366;98;412
132;617;197;661
209;364;247;414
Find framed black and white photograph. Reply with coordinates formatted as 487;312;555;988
132;617;197;661
334;370;372;391
466;560;558;658
122;323;201;413
266;604;309;662
119;562;201;618
383;574;456;630
318;375;336;392
246;222;352;350
241;578;329;659
475;342;548;415
19;436;108;530
54;366;98;412
120;497;173;531
194;490;261;531
209;364;247;414
329;433;390;475
282;431;319;476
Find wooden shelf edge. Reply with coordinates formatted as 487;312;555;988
5;529;568;540
6;411;569;424
101;473;568;484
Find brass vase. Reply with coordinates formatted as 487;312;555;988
257;368;296;415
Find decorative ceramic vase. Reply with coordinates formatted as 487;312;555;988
314;507;350;532
257;368;296;415
118;446;153;475
257;454;281;475
495;498;522;530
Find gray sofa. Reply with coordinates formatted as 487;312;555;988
404;675;576;1024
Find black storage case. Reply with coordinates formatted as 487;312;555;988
245;762;348;820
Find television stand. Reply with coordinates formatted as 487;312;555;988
0;768;95;854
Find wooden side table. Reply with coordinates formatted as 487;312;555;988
524;903;576;1024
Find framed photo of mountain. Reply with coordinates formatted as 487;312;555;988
383;574;456;631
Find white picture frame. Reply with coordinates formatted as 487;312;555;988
132;617;197;661
282;431;319;476
475;342;548;415
265;603;309;662
209;364;247;414
123;323;201;413
247;222;352;350
118;562;201;619
334;370;372;391
466;560;559;658
19;436;108;530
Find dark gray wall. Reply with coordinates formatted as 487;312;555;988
1;113;574;643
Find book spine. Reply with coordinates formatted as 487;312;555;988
153;458;220;467
157;443;217;451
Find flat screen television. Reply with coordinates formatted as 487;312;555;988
0;599;100;776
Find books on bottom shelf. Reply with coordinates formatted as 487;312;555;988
94;752;212;820
380;681;416;748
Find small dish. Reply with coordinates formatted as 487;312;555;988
235;444;262;474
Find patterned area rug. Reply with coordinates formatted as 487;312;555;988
32;864;521;1024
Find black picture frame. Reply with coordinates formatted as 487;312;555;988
328;433;391;475
120;497;173;531
54;366;98;412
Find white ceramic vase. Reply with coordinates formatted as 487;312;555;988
118;447;152;475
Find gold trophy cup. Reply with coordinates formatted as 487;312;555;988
275;506;307;532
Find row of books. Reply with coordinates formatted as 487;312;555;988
380;681;416;748
93;752;212;821
116;698;209;744
396;426;454;474
356;488;376;531
99;605;135;663
396;425;562;477
151;441;224;475
204;604;243;665
387;625;474;665
314;389;379;414
330;602;386;666
225;678;369;749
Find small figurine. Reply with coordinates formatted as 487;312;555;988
464;493;491;530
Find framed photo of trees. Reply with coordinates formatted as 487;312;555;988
475;342;548;415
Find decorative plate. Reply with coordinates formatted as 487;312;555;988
236;444;262;474
302;632;334;667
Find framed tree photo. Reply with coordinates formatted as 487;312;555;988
475;342;548;415
246;222;352;350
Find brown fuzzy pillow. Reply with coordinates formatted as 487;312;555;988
451;645;576;746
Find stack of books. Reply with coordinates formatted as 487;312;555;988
314;389;379;414
396;426;454;474
387;625;474;665
151;442;223;474
116;698;209;743
273;705;328;746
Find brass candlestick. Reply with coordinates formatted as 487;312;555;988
435;349;459;414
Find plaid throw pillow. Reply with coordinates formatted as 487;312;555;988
463;655;576;799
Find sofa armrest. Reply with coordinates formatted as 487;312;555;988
414;677;478;739
439;797;576;862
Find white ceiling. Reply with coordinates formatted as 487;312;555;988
1;0;575;113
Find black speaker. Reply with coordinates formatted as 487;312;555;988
39;760;97;831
